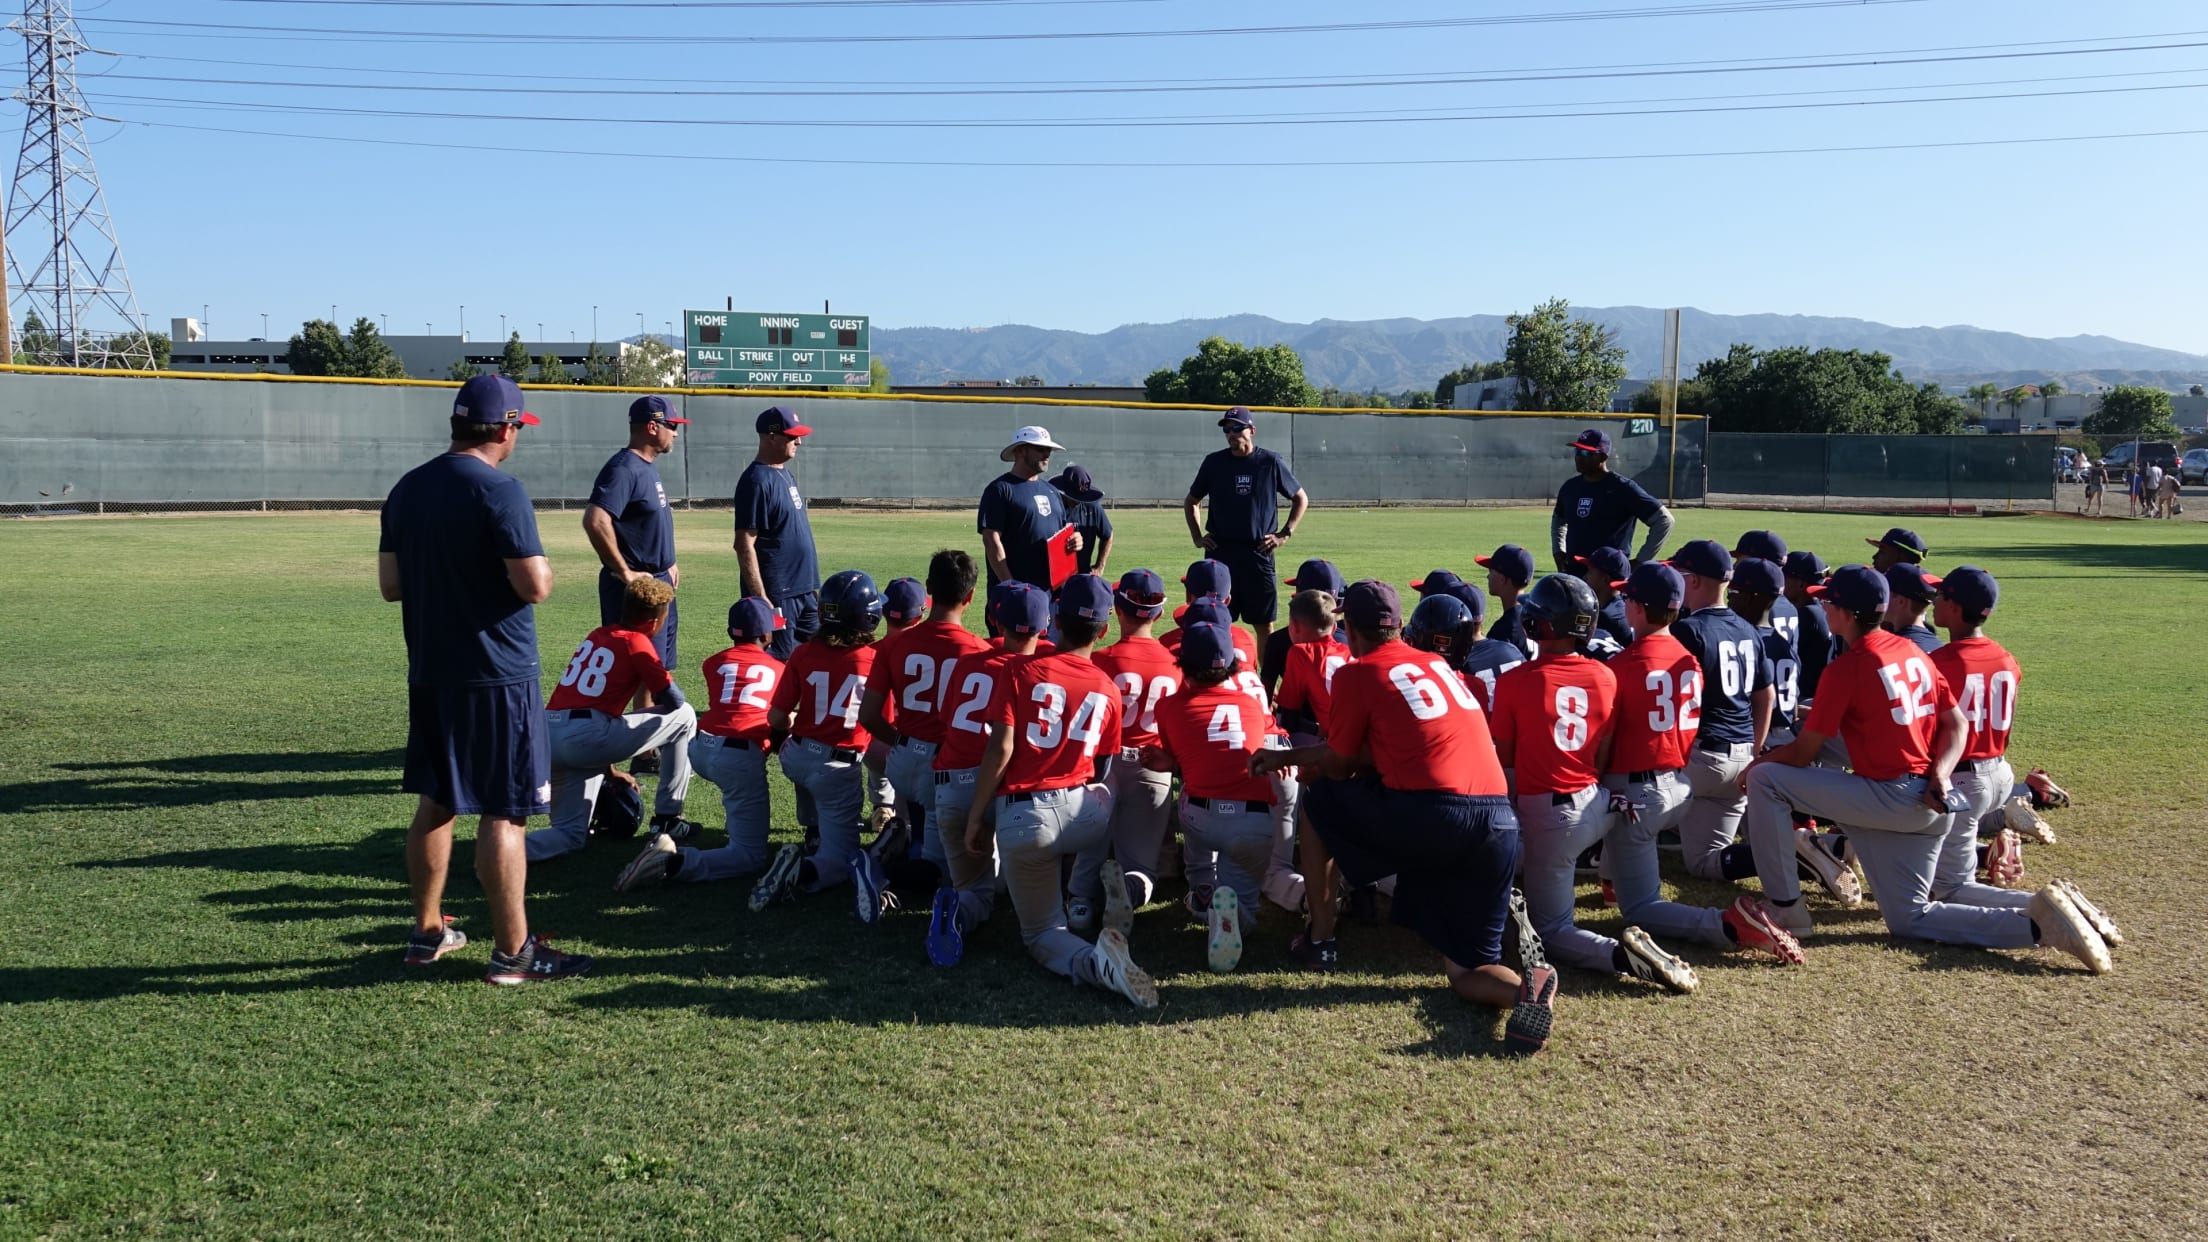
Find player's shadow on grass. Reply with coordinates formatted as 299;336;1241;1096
3;749;403;814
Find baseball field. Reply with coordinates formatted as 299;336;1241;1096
2;505;2202;1239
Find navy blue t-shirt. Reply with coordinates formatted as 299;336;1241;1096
733;460;820;601
379;453;545;688
588;448;674;573
1065;497;1114;575
1595;596;1632;650
1893;623;1943;655
976;471;1068;589
1188;447;1300;542
1487;602;1532;660
1670;607;1772;746
1754;618;1801;732
1459;638;1528;707
1794;597;1835;698
1553;472;1664;557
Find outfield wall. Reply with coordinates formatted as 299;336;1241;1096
0;371;1704;509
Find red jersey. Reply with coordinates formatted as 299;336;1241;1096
872;619;993;745
1094;634;1182;751
987;652;1124;794
1276;636;1350;734
1929;636;2020;761
547;625;672;715
1161;622;1258;667
1801;628;1949;782
1154;680;1277;802
698;644;783;741
1327;639;1508;795
934;647;1033;771
1604;632;1703;775
769;639;877;750
1491;654;1617;796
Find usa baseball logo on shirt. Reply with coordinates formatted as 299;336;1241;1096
653;481;667;509
1576;497;1593;518
788;484;804;510
1033;494;1054;516
1235;474;1253;495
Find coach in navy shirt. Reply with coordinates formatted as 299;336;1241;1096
978;425;1078;592
1550;427;1673;571
378;374;587;982
734;405;821;661
586;394;687;669
1184;406;1309;649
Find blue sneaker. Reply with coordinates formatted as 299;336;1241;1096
926;886;964;967
853;850;890;926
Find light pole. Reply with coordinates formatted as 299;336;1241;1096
202;303;209;338
381;313;388;334
592;305;598;342
499;313;506;340
537;321;544;342
260;313;268;338
459;306;466;341
636;312;645;338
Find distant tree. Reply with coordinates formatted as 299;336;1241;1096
869;356;892;393
499;332;531;380
620;337;682;387
284;319;350;376
15;311;59;364
1965;382;2001;403
1399;390;1435;410
2084;386;2177;439
1999;387;2032;421
1435;360;1510;408
2040;378;2066;398
1910;382;1968;435
1628;378;1709;416
581;341;620;386
1145;336;1316;407
344;318;407;379
1012;374;1043;387
1503;298;1628;412
535;351;568;384
2191;384;2205;398
1689;343;1959;434
100;329;170;369
445;357;479;382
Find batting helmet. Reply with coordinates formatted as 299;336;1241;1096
1404;593;1478;667
1520;572;1600;642
818;569;885;639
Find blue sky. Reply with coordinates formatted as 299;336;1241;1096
24;0;2208;352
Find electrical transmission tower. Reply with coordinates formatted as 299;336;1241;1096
4;0;152;368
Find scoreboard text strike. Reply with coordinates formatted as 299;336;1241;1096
684;310;872;387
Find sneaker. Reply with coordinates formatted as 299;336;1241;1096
2026;767;2071;809
868;816;910;864
1183;882;1216;920
2004;796;2058;845
748;843;804;913
402;915;466;966
1618;926;1698;994
1722;895;1807;963
2051;878;2123;947
1794;829;1863;906
1504;964;1558;1055
926;886;965;968
1122;868;1155;912
1984;827;2025;889
483;934;593;985
2027;885;2112;975
1090;928;1159;1009
648;814;701;844
1063;898;1094;935
1507;888;1548;972
1206;887;1244;973
614;833;678;892
853;850;890;926
1101;860;1135;938
1287;925;1339;971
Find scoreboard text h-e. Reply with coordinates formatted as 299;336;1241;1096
684;310;871;387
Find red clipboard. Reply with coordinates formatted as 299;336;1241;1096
1045;524;1080;589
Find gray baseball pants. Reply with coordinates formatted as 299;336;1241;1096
778;736;865;891
677;733;772;882
884;736;949;865
1515;784;1624;972
995;784;1115;982
1681;741;1755;880
1939;757;2030;910
1600;769;1727;946
932;766;998;929
1178;792;1296;916
529;704;697;862
1071;749;1172;904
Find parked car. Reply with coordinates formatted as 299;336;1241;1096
2102;441;2180;472
2181;448;2208;486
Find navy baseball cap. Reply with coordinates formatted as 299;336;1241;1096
882;576;927;623
1574;547;1632;584
756;405;812;437
1866;527;1928;562
1180;600;1233;631
1474;544;1535;585
726;597;784;640
1182;559;1232;600
1885;563;1943;604
1285;558;1346;596
1219;406;1255;430
1113;568;1167;618
1616;562;1685;609
987;581;1049;637
453;374;538;425
1055;574;1115;626
1412;568;1465;597
629;394;689;425
1667;539;1733;582
1176;622;1237;675
1571;428;1613;454
1783;550;1829;582
1938;565;1999;614
1447;580;1488;620
1730;557;1785;596
1050;464;1104;503
1810;564;1889;613
1342;579;1403;630
1732;530;1787;561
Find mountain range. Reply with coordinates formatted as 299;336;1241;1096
862;308;2208;394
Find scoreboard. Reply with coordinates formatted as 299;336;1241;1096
683;310;871;387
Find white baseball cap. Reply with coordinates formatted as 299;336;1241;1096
1000;425;1067;462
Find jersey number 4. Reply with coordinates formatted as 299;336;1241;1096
806;671;866;729
1027;683;1111;755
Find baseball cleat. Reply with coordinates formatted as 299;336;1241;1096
1287;925;1339;971
1183;882;1216;921
2051;878;2123;947
648;814;701;844
483;934;592;985
1091;928;1159;1009
1101;860;1135;938
2027;885;2112;975
1722;895;1807;963
1984;828;2026;889
614;832;678;892
748;843;804;912
1066;897;1099;936
1794;829;1863;906
1206;887;1244;973
1508;887;1549;973
403;915;466;966
852;850;891;925
925;887;965;967
1504;965;1558;1055
867;816;909;865
2026;768;2071;809
1618;926;1698;994
2004;796;2057;845
630;749;660;777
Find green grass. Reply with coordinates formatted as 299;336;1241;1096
2;505;2204;1239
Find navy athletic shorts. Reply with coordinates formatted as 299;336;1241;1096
1303;778;1519;968
1210;540;1279;627
767;590;820;661
402;680;551;819
598;568;678;669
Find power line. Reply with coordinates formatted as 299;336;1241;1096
212;0;1176;6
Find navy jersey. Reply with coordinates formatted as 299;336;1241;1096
976;470;1068;589
1487;602;1533;660
1756;619;1801;732
1595;596;1632;650
1188;446;1300;542
1552;472;1663;557
733;460;820;600
1457;638;1528;712
1064;496;1114;575
587;447;674;573
1793;595;1835;699
1892;623;1943;655
379;453;545;688
1670;607;1772;746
